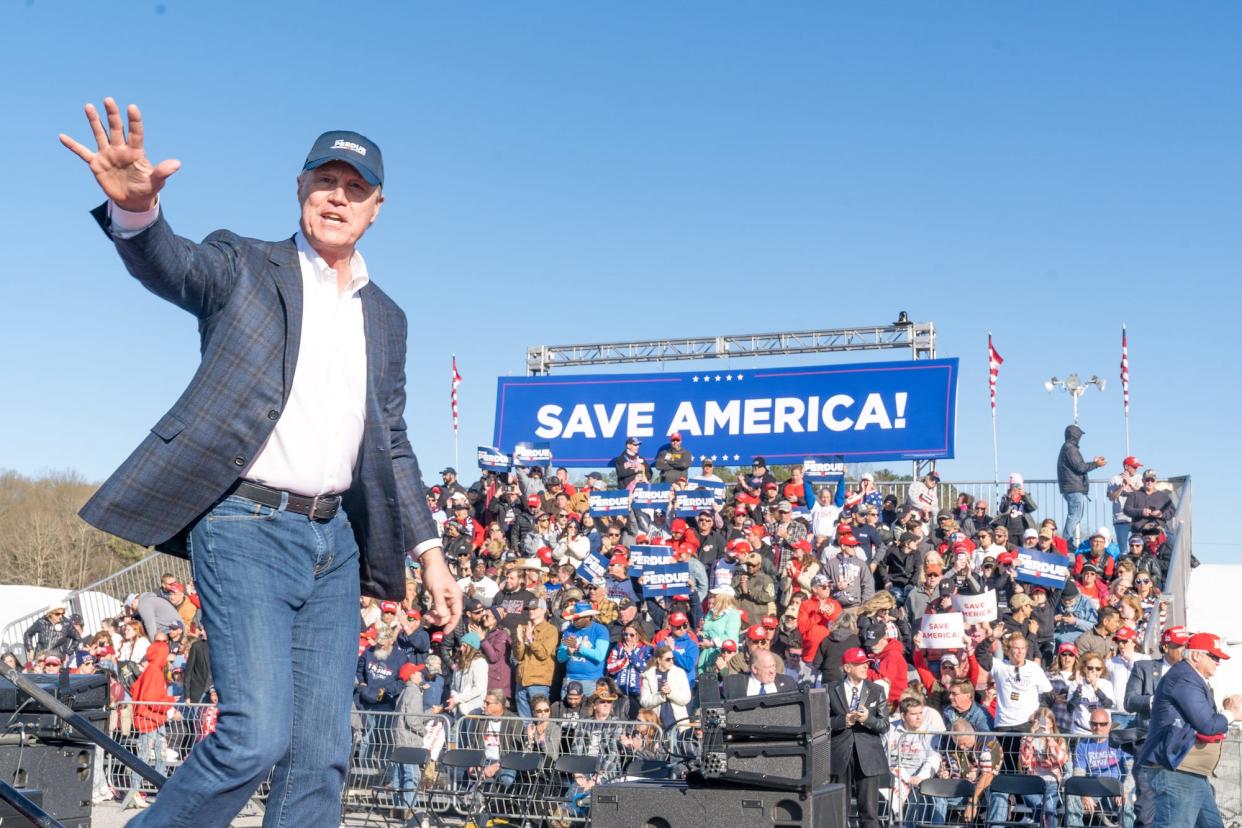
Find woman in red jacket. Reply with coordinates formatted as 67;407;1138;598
126;641;178;809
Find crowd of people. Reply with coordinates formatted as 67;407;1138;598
13;429;1229;825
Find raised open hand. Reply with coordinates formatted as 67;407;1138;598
59;98;180;212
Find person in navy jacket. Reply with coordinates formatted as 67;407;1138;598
1134;632;1242;828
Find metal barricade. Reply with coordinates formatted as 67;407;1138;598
883;727;1135;827
343;709;453;819
0;552;191;662
105;701;453;820
437;712;671;826
873;479;1115;539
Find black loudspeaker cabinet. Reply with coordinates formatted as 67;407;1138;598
702;732;831;790
0;673;109;714
592;779;848;828
0;673;109;741
0;741;93;827
701;687;829;738
0;788;45;821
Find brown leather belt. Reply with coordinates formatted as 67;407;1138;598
227;480;341;521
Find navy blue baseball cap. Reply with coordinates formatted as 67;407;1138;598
303;130;384;187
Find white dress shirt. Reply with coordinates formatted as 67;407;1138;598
244;231;367;496
746;676;780;696
111;204;368;497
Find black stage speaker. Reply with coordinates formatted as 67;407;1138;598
0;788;45;821
592;779;848;828
0;673;108;741
0;740;93;827
701;687;829;738
702;733;831;790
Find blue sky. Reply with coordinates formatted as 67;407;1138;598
4;3;1239;562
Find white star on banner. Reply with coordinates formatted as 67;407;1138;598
725;375;732;381
733;454;741;461
692;376;699;382
711;454;718;461
736;374;744;380
714;375;722;381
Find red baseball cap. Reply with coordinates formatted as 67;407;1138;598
635;534;650;544
668;612;689;628
398;663;425;682
609;554;629;567
430;631;444;643
1057;642;1078;656
997;551;1017;566
1113;627;1138;643
669;432;682;441
1123;456;1142;469
537;547;554;565
1187;632;1230;660
380;601;399;614
839;535;860;547
1162;626;1191;647
761;615;779;630
843;647;870;666
764;482;778;490
721;640;738;653
793;539;813;552
746;625;768;642
671;518;689;533
527;494;542;507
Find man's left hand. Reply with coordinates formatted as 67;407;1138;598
417;546;462;630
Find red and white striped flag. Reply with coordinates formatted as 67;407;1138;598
451;355;462;432
987;334;1004;412
1120;326;1129;415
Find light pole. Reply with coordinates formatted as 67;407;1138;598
1043;373;1106;424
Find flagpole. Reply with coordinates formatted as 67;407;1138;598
452;354;461;472
989;332;999;495
1122;325;1131;456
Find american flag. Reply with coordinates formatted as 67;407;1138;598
988;334;1004;412
1120;326;1129;415
451;355;462;432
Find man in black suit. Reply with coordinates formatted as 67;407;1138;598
721;648;797;699
829;647;890;828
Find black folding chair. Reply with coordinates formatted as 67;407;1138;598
915;777;975;827
362;746;431;827
988;773;1048;827
624;757;672;779
433;748;488;820
1062;775;1124;826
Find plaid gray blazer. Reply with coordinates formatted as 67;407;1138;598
78;205;438;600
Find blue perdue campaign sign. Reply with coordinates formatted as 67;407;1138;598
493;358;958;466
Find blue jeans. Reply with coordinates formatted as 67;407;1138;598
388;760;423;809
928;791;1008;825
129;727;169;796
1148;766;1224;828
516;684;550;719
1114;522;1132;551
1022;778;1060;827
1064;492;1089;546
129;494;361;828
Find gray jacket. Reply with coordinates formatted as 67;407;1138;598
395;681;428;749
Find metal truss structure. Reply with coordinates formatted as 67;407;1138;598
525;316;939;477
526;319;936;376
